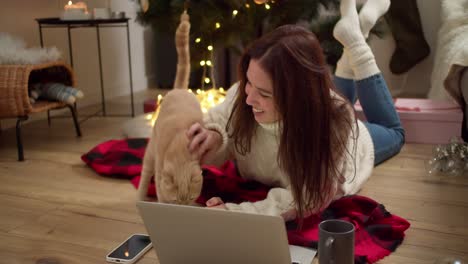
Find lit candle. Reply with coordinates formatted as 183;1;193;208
61;1;90;20
64;1;85;11
64;1;74;10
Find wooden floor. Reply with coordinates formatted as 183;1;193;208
0;92;467;263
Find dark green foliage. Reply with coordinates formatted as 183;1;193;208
135;0;387;72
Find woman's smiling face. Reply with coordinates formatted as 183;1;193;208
245;59;279;124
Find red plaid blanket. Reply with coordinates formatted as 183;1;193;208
82;138;410;264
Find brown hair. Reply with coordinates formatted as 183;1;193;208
227;25;356;222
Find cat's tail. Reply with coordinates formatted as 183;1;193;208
173;10;191;90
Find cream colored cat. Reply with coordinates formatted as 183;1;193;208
137;11;203;204
138;89;204;204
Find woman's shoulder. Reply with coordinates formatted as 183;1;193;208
225;82;239;101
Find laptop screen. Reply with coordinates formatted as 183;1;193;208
137;201;316;264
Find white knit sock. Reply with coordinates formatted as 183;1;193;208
359;0;391;38
334;0;380;80
333;0;365;48
345;44;380;80
335;50;354;79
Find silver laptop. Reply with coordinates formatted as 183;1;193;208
137;201;316;264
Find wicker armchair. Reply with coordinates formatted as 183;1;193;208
0;61;82;161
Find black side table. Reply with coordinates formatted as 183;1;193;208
36;17;135;118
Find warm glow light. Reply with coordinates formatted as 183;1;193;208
196;88;227;113
64;1;88;12
195;37;201;43
245;3;250;8
150;89;226;124
145;114;152;120
200;60;206;66
206;60;212;66
215;22;221;29
150;94;164;125
204;78;211;84
207;93;214;102
265;4;271;9
207;45;213;51
232;10;238;17
124;251;129;257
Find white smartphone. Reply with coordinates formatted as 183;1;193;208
106;234;152;264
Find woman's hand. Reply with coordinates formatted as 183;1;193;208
280;209;297;221
206;197;227;210
186;122;222;163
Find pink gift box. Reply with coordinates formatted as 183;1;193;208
355;98;463;144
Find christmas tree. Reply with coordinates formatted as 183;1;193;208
135;0;385;88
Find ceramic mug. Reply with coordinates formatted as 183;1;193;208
318;219;355;264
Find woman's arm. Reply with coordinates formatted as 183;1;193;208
224;180;338;221
188;83;239;166
224;187;296;220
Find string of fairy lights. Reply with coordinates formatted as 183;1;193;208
145;0;275;124
195;0;274;90
148;87;228;126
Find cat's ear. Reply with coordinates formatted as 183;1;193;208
191;174;202;183
161;168;175;184
191;168;203;183
163;174;175;183
161;161;174;177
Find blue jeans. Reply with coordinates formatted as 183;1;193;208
334;74;405;165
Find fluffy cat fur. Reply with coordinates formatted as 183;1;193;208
137;11;204;204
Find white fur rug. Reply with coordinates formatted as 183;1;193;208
0;33;61;65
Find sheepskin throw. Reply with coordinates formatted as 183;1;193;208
429;0;468;102
0;33;61;65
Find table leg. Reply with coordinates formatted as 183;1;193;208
126;22;135;117
96;24;106;116
67;24;74;68
38;24;44;48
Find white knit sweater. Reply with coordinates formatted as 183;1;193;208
204;83;375;220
